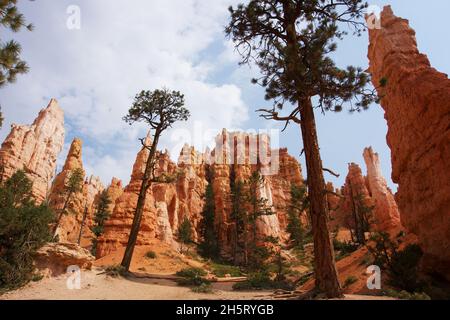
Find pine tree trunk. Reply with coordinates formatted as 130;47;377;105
77;204;88;245
299;98;342;298
52;191;73;238
121;131;160;271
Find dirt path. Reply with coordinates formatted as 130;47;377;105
0;269;273;300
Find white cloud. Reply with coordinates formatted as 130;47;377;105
0;0;248;185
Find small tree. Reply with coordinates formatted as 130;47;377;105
121;89;190;271
0;171;53;289
230;172;246;265
245;171;274;269
177;217;193;254
90;189;112;256
198;167;219;259
286;184;309;249
52;168;84;238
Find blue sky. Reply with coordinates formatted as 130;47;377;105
0;0;449;190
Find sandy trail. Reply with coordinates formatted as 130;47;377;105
0;269;273;300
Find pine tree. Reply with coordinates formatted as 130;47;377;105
52;168;84;238
0;0;34;128
198;167;219;259
286;184;309;249
226;0;378;298
245;171;273;269
177;216;193;254
230;170;246;265
0;170;53;289
121;89;190;271
90;189;112;256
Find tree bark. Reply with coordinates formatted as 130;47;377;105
77;204;88;245
299;98;342;298
52;190;73;238
121;131;160;271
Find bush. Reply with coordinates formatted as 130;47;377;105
176;267;210;286
0;171;54;290
104;265;127;278
384;289;431;300
333;238;359;259
343;276;358;288
191;283;213;294
145;251;157;259
209;262;242;277
368;233;424;293
232;271;294;291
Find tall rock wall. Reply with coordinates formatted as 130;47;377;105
368;6;450;279
0;99;64;203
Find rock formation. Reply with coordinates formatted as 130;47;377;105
48;138;104;244
0;99;64;203
368;6;450;279
363;147;401;233
34;243;94;277
97;130;304;260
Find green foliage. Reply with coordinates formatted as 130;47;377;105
0;0;33;89
145;250;157;259
343;276;358;288
198;171;219;259
209;262;242;277
123;89;190;131
65;168;84;197
177;216;193;254
333;238;359;261
383;289;430;300
232;271;294;291
175;267;210;287
286;184;309;249
90;190;111;256
0;171;53;290
190;283;213;294
104;265;127;278
368;232;424;293
226;0;377;116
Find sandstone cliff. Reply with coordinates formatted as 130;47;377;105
0;99;64;203
368;6;450;279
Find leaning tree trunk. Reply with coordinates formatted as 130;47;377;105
299;98;342;298
77;204;88;245
121;132;160;271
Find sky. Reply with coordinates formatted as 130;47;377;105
1;0;449;190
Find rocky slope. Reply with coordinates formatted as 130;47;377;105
0;99;64;203
368;6;450;280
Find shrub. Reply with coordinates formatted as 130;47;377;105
104;265;127;278
191;283;213;294
384;289;430;300
145;251;157;259
368;233;424;293
0;171;54;290
176;267;210;286
333;238;359;261
343;276;358;288
210;262;242;277
232;271;294;291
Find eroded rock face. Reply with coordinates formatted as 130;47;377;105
368;6;450;279
0;99;64;203
34;242;94;277
363;147;401;233
48;138;104;244
97;130;304;260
